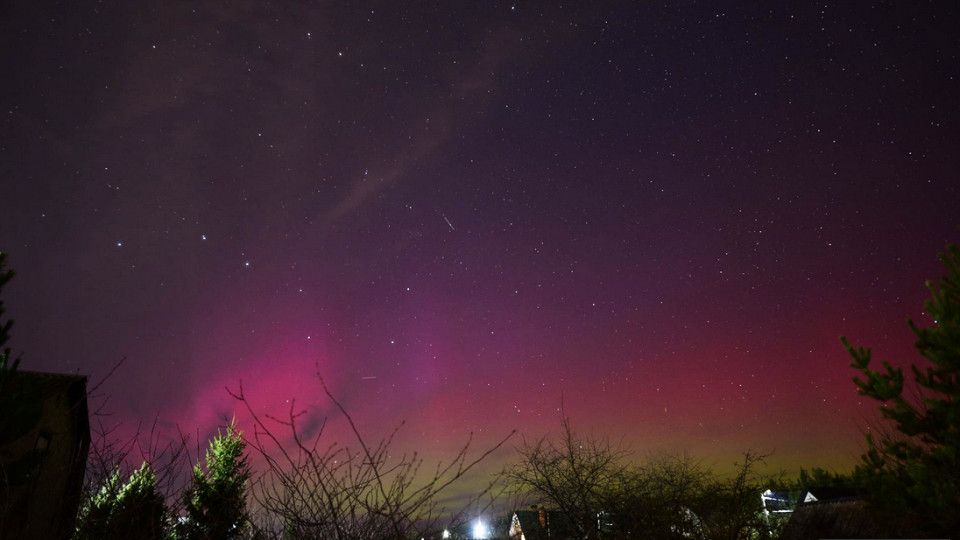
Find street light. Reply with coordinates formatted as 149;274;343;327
472;518;489;539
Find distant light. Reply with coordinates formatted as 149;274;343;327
442;530;451;539
473;519;489;539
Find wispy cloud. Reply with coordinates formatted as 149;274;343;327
323;27;526;224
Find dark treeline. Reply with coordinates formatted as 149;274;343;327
1;238;958;539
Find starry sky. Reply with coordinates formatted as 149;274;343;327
1;1;958;485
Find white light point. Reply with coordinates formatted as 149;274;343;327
473;519;489;539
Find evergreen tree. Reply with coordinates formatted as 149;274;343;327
842;240;960;536
0;252;45;517
0;251;18;379
74;462;167;540
178;419;250;539
773;466;855;492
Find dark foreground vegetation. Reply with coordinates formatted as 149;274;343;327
2;237;958;539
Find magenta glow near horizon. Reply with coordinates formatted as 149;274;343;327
1;1;957;487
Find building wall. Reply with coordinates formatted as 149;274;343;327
0;372;89;540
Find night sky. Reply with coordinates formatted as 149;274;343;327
1;1;958;486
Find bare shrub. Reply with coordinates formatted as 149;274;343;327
228;373;514;539
506;409;780;540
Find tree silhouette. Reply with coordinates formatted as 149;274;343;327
0;251;18;382
506;413;633;540
507;410;779;540
230;375;512;540
842;239;960;536
0;252;46;534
